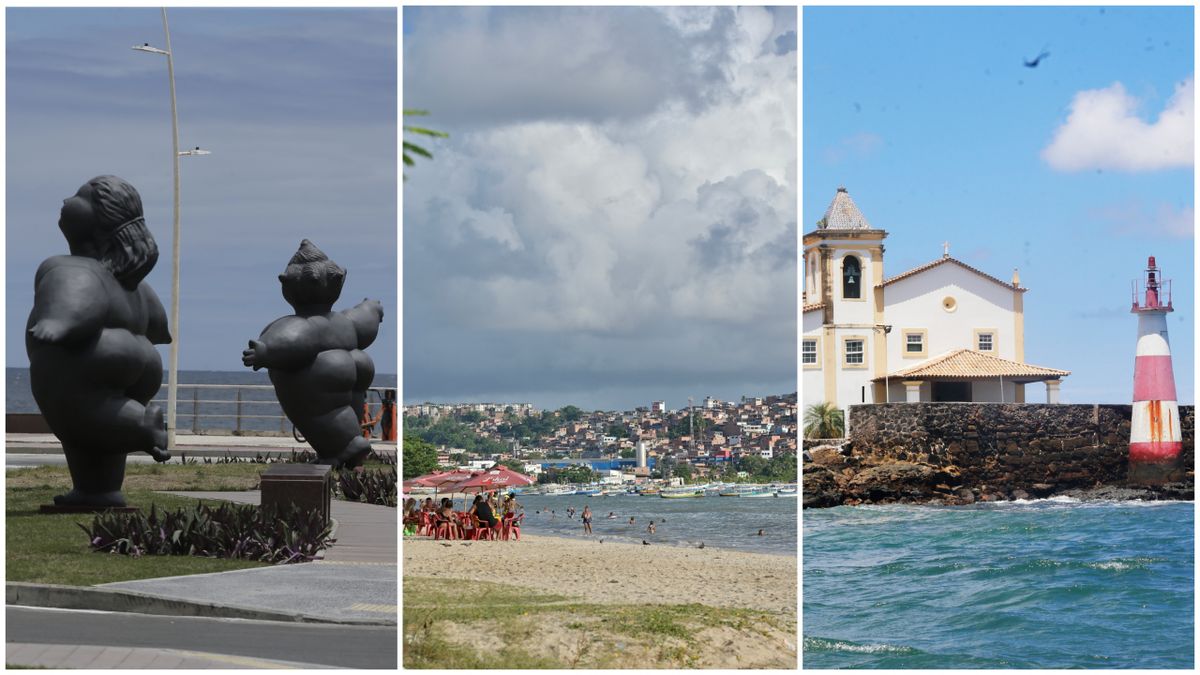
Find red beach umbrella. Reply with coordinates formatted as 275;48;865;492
449;466;535;493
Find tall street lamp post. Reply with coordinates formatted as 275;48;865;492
133;9;208;449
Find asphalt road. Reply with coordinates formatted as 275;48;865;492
6;606;397;669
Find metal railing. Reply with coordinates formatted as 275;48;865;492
149;384;396;438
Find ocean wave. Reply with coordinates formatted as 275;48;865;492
803;636;918;655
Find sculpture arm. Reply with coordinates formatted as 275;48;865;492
243;317;320;371
27;263;107;344
142;286;172;345
340;298;384;350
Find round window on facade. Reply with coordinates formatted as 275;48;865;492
942;296;957;312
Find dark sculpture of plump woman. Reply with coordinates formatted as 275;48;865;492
26;176;171;508
243;240;383;468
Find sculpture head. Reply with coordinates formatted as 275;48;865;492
60;176;158;288
279;239;346;313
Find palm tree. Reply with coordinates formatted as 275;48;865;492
803;402;845;439
403;109;448;176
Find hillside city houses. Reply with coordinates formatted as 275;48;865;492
405;393;798;481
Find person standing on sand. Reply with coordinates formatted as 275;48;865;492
582;505;593;535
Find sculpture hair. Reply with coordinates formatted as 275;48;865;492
86;175;158;288
279;239;346;309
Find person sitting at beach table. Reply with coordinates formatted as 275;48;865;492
501;492;522;517
582;505;593;535
469;494;500;538
422;497;435;513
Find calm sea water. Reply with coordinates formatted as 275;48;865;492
804;499;1194;669
7;368;396;434
494;493;797;556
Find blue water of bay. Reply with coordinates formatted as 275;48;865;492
804;499;1194;669
7;368;396;434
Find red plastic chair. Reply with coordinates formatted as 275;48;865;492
433;514;458;540
506;513;525;541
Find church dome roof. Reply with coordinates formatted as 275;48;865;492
819;186;872;230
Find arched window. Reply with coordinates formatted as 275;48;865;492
842;255;861;299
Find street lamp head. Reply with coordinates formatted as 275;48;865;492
132;44;170;56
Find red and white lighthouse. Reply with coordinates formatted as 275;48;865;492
1129;256;1182;482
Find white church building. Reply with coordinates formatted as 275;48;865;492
802;187;1069;415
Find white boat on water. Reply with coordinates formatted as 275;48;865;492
542;485;574;496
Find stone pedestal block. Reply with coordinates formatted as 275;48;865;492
261;464;331;525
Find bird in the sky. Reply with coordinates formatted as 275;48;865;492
1023;49;1050;68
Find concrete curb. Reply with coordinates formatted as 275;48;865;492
6;582;395;626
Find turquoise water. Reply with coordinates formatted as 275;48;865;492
804;500;1194;668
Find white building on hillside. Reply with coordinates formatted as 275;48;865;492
802;187;1068;416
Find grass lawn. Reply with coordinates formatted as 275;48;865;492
6;462;273;586
403;576;796;669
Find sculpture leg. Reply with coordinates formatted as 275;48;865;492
54;444;129;507
90;397;169;460
337;435;372;469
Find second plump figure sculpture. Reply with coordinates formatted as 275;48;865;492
243;240;383;468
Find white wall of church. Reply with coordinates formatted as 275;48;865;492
971;379;1020;402
883;263;1018;365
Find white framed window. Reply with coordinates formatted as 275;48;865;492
901;329;928;358
976;330;996;352
906;334;922;352
843;338;865;367
802;338;819;367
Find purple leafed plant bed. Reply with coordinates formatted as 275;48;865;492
80;502;335;563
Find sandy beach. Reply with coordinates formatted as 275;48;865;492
403;533;796;614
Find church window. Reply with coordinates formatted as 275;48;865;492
975;330;995;352
802;339;818;366
844;338;864;366
907;334;922;352
902;329;927;358
842;256;861;299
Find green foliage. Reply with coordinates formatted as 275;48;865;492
537;464;596;485
673;464;694;481
7;487;266;586
619;448;636;459
606;423;630;439
403;109;448;174
338;465;397;507
732;453;797;483
405;416;506;459
403;436;439;479
803;402;845;439
667;411;708;439
559;405;584;422
82;502;334;563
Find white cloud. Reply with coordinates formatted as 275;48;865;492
1042;77;1194;172
1094;200;1194;239
403;7;797;406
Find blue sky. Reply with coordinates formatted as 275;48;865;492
403;7;797;412
805;6;1194;404
6;8;397;374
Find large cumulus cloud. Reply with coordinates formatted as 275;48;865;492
403;6;796;410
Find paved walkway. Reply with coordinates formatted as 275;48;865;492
94;491;397;623
7;642;334;669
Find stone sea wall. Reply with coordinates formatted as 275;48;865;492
803;403;1194;508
